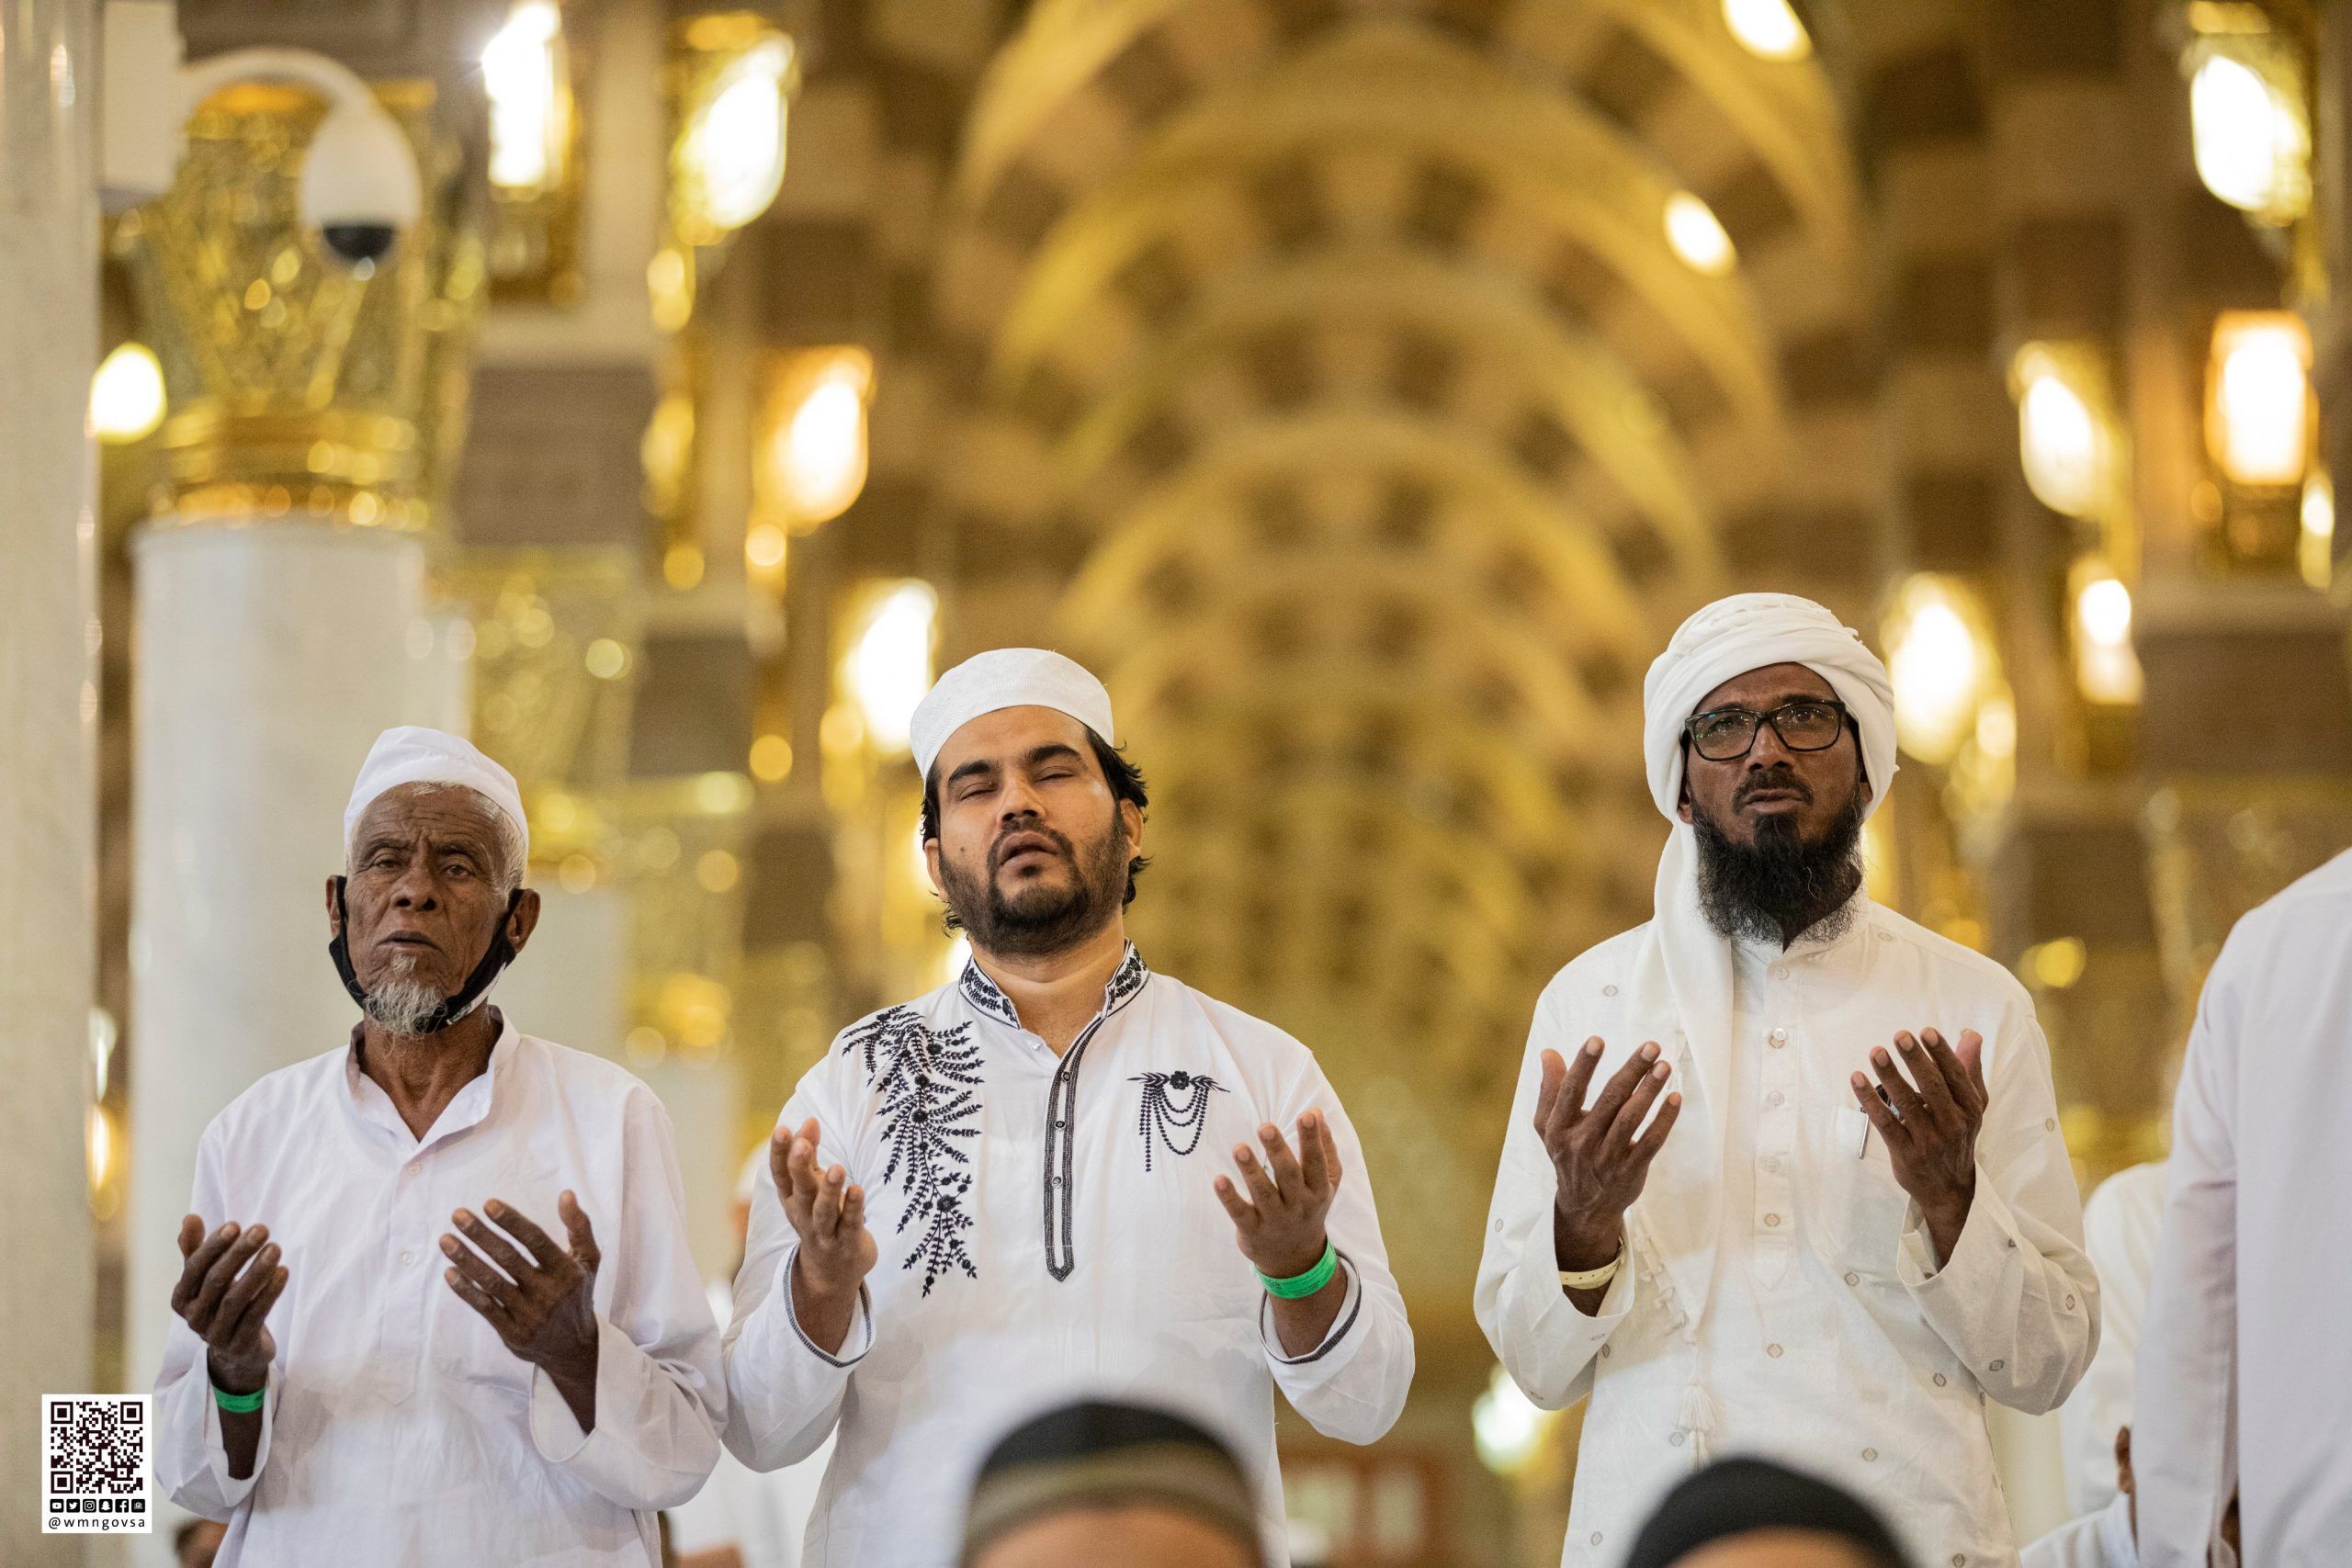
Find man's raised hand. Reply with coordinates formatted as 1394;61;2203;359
439;1193;604;1393
1849;1027;1986;1263
1214;1111;1342;1280
771;1118;876;1355
1535;1037;1681;1272
173;1215;288;1395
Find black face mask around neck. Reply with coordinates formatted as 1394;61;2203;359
329;876;521;1034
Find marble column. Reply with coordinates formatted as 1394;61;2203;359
0;0;100;1560
123;525;437;1429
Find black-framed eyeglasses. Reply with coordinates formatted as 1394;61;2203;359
1683;700;1850;761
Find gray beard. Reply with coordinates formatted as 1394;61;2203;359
362;953;447;1037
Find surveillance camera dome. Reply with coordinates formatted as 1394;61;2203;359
317;223;402;266
299;98;423;269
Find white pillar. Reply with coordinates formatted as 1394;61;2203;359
125;525;435;1413
0;0;99;1557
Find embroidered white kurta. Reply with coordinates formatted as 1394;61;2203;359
721;948;1414;1568
2134;850;2352;1568
1477;895;2096;1568
153;1020;726;1566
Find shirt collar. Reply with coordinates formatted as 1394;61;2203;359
958;942;1151;1034
342;1009;521;1154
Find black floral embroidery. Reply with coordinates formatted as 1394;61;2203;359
1104;945;1148;1009
1130;1069;1226;1171
959;961;1019;1029
841;1006;984;1294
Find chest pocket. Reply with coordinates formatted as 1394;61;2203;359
1809;1105;1916;1280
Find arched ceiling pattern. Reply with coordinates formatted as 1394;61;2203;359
926;0;1915;1298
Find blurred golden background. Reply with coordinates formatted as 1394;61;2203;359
10;0;2352;1562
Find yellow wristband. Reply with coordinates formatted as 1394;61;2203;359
1557;1238;1624;1292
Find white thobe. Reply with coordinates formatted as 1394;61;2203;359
1478;894;2096;1568
721;946;1414;1568
2135;849;2352;1568
2059;1161;2168;1514
2023;1495;2137;1568
153;1018;726;1565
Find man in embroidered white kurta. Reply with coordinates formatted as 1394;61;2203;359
721;650;1413;1567
153;728;724;1565
1477;596;2096;1568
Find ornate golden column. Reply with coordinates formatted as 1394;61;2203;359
117;76;486;1408
0;0;97;1556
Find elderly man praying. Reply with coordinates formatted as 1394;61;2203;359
1477;594;2098;1568
153;727;724;1565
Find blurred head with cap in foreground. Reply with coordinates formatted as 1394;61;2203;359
912;649;1150;963
961;1401;1266;1568
1626;1459;1911;1568
329;725;539;1039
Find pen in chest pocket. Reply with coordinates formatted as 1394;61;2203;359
1858;1085;1894;1156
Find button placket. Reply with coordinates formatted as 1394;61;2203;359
1756;1010;1797;1245
379;1154;433;1399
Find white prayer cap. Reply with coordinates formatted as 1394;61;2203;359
910;648;1116;781
344;725;529;863
1640;592;1897;825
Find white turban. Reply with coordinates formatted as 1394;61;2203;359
1614;593;1897;1461
1640;592;1897;825
345;726;529;865
910;649;1116;781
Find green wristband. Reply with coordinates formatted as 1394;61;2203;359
211;1382;266;1416
1257;1241;1339;1300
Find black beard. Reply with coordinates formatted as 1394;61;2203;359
1692;781;1866;947
938;813;1130;960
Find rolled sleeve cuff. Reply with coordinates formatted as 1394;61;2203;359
1260;1254;1365;1370
529;1314;630;1466
1497;1221;1634;1404
780;1244;876;1369
1896;1171;2018;1296
200;1364;278;1505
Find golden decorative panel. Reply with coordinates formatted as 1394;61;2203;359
437;548;642;878
621;774;754;1063
2143;777;2352;1015
115;81;485;532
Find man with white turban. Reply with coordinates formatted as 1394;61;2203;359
1476;594;2098;1568
721;649;1413;1566
153;727;724;1564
